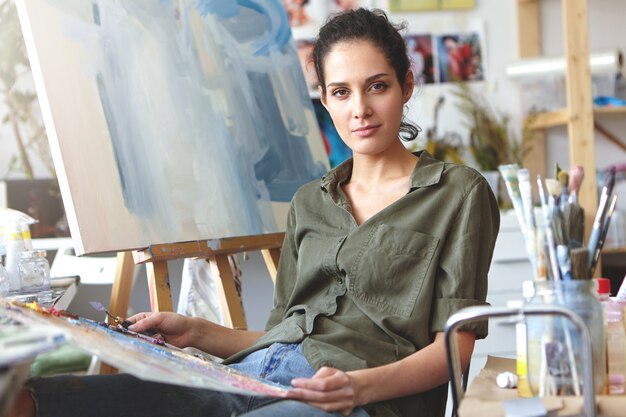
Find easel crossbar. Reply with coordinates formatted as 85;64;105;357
133;233;285;263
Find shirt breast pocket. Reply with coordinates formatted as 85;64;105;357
350;224;439;317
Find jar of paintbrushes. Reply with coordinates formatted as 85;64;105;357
525;279;606;396
498;162;618;399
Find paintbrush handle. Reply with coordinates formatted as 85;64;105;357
589;194;618;276
588;190;610;262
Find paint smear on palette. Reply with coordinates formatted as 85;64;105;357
0;301;288;397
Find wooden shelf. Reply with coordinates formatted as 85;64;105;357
527;106;626;130
602;245;626;255
595;106;626;116
527;108;570;129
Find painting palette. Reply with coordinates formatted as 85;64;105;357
0;300;289;397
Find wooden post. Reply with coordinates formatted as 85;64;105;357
517;0;546;181
101;251;135;375
562;0;598;273
209;254;247;330
108;251;135;320
261;248;281;284
146;260;174;312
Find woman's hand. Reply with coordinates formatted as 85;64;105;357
287;367;360;416
126;312;197;348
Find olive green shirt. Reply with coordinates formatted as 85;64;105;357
225;151;500;417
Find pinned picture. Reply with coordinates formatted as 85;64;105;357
296;39;319;95
405;34;436;85
285;0;363;40
436;32;484;83
390;0;475;12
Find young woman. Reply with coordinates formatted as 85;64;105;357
10;8;499;417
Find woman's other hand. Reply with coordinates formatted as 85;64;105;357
288;366;361;416
127;312;197;348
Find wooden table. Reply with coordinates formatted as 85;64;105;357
459;356;626;417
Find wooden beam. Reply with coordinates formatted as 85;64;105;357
261;248;281;284
101;251;135;374
526;108;570;130
517;0;546;181
517;0;541;58
562;0;598;257
146;260;173;312
108;251;135;321
134;233;285;263
594;121;626;152
210;254;247;330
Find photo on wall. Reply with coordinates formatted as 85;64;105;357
404;34;436;85
435;32;484;83
296;39;319;96
284;0;363;39
389;0;475;12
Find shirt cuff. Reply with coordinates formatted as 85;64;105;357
430;298;490;339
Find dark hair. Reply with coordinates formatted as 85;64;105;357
312;8;420;141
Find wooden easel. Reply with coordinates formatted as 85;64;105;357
100;233;284;374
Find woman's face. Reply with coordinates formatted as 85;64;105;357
320;40;413;157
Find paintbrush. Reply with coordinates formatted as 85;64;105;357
570;247;590;280
557;170;584;249
557;170;569;211
499;164;526;235
587;189;610;270
568;165;584;204
518;168;539;277
604;166;617;199
89;301;133;328
537;175;561;280
556;244;572;281
589;194;618;277
89;301;158;337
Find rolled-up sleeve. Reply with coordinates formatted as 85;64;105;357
429;177;500;338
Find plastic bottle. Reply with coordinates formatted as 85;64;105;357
4;223;25;293
0;264;9;297
597;277;626;395
614;275;626;335
21;223;33;250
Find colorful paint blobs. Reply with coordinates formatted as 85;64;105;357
0;300;289;397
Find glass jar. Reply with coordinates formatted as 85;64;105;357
18;250;51;293
526;280;606;396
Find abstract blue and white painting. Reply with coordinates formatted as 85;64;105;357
16;0;328;254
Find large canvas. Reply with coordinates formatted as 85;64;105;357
16;0;329;255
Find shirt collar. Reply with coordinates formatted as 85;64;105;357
320;150;445;192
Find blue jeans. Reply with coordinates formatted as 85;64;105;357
27;343;370;417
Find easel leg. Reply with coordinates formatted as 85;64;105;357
146;260;173;312
261;248;281;284
101;251;135;375
209;255;247;330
